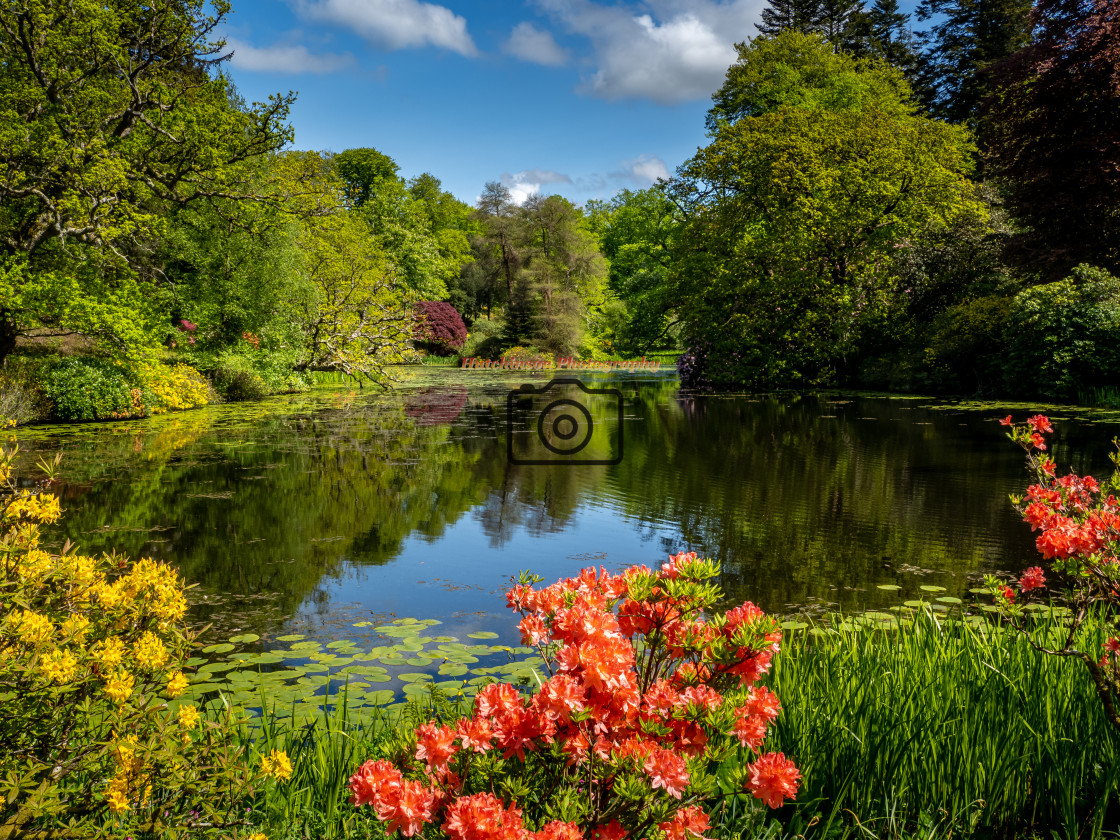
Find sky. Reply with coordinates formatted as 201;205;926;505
218;0;918;207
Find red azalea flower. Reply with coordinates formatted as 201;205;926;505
1019;567;1046;591
1000;415;1013;426
1027;414;1053;433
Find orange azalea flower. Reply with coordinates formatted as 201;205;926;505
747;752;801;808
645;747;690;798
659;805;711;840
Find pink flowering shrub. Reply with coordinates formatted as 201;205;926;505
992;414;1120;729
350;554;799;839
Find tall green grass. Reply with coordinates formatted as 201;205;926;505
768;609;1120;839
310;370;360;386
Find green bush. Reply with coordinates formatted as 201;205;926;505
41;357;135;421
1002;264;1120;400
206;349;309;401
460;317;505;359
916;295;1011;394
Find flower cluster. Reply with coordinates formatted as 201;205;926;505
0;434;263;834
350;555;799;838
995;415;1120;732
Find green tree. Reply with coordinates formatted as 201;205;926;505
587;188;683;355
675;31;983;389
0;0;294;363
914;0;1032;124
756;0;825;36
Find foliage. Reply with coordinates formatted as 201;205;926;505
1002;266;1120;400
41;357;134;421
299;198;417;381
769;609;1120;837
989;415;1120;735
349;556;800;838
0;436;277;837
913;0;1032;124
0;0;293;364
585;188;682;356
460;317;505;360
414;302;468;356
674;32;983;390
983;0;1120;277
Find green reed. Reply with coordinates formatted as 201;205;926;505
767;608;1120;839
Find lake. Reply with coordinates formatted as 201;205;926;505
22;368;1120;648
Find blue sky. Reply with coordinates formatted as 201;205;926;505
219;0;919;206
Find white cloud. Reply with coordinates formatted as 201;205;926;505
224;37;358;74
618;154;671;184
296;0;478;56
536;0;765;103
504;22;569;66
501;169;573;205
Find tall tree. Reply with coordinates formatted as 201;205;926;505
675;31;983;390
756;0;825;36
983;0;1120;276
0;0;293;364
914;0;1032;123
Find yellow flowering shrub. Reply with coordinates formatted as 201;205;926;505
136;361;213;415
0;430;275;837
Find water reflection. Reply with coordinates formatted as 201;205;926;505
23;370;1120;641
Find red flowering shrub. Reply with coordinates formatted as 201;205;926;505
414;302;468;356
350;554;799;838
992;415;1120;730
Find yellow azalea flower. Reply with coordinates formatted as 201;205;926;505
113;734;142;772
94;637;126;670
92;579;124;609
18;548;52;580
177;704;200;730
61;614;90;642
104;669;134;704
11;610;52;645
247;834;268;840
40;647;78;684
260;749;293;781
105;774;130;813
133;631;168;670
166;670;189;697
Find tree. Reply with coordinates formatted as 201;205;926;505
588;188;683;354
707;32;913;134
914;0;1032;123
983;0;1120;276
674;31;983;390
472;182;523;320
0;0;294;363
756;0;826;36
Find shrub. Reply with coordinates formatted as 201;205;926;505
1002;265;1120;399
137;361;213;414
916;295;1011;393
349;555;800;838
0;362;46;425
0;433;278;836
503;345;554;366
461;317;504;359
41;357;134;421
414;302;468;356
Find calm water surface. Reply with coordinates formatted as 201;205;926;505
21;369;1120;646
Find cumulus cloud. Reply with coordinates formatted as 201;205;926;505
504;22;569;66
536;0;764;103
296;0;478;56
224;37;358;74
501;169;573;205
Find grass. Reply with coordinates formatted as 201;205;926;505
767;607;1120;839
1078;386;1120;409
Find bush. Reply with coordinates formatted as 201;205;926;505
0;435;276;836
136;361;213;414
349;556;800;838
1002;265;1120;400
414;302;468;356
916;295;1011;393
41;357;135;421
0;361;46;425
502;345;554;366
460;316;505;359
207;350;309;401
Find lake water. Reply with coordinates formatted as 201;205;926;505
23;368;1120;648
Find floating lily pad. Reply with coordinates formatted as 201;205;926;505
202;643;235;654
876;584;902;591
936;596;962;605
230;634;260;644
467;632;499;640
276;634;305;642
919;585;947;593
398;673;433;683
780;620;809;630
